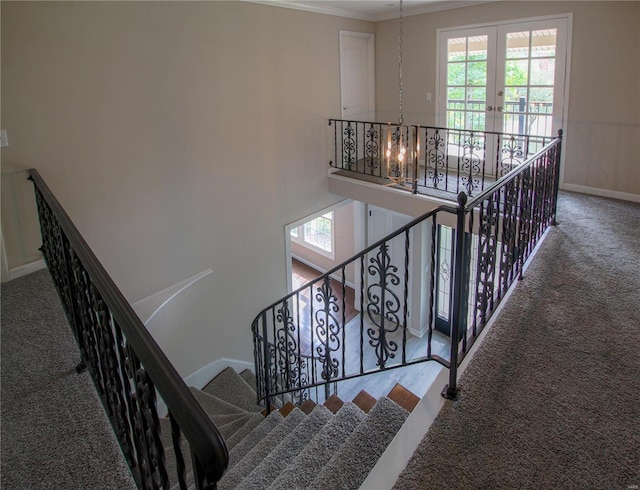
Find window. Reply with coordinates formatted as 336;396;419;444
291;212;334;258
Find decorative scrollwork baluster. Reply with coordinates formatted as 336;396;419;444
343;123;356;170
500;136;524;176
366;243;401;369
123;343;169;489
275;300;308;405
499;179;519;294
461;132;482;195
518;166;533;268
170;413;188;490
314;278;341;383
365;123;380;174
427;129;446;189
474;193;499;328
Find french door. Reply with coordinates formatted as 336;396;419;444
434;17;568;335
438;17;568;158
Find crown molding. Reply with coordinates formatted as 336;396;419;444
244;1;495;23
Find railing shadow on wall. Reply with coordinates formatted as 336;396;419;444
253;129;562;408
28;169;227;489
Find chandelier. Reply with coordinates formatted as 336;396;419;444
385;0;415;187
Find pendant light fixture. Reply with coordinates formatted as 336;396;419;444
386;0;411;187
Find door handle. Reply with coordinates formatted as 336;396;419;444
497;106;504;112
486;106;494;112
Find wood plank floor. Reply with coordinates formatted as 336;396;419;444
291;258;451;404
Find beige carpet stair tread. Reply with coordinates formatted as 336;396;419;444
203;367;262;412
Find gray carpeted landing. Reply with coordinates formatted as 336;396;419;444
1;269;136;489
394;191;640;489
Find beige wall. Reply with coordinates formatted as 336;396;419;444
375;1;640;197
1;1;373;373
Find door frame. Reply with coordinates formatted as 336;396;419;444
339;30;376;121
436;13;573;185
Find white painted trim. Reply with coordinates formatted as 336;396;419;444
0;228;10;283
360;365;447;490
361;226;553;489
291;254;356;290
8;258;46;281
245;0;493;22
285;199;352;293
558;13;574;189
562;184;640;204
183;358;255;390
353;201;367;312
437;12;575;34
132;269;213;325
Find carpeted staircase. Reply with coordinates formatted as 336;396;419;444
163;367;417;489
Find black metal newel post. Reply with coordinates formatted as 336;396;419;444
413;125;419;194
443;191;468;400
551;129;563;226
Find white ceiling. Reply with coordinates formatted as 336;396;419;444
250;0;493;22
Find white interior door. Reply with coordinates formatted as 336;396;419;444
340;31;375;121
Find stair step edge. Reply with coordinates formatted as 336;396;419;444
267;402;366;490
219;409;307;490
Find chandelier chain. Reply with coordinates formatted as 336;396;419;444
398;0;404;125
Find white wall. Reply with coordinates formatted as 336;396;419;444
375;1;640;199
1;1;373;375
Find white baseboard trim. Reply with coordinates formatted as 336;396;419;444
562;184;640;203
9;259;46;281
183;357;255;390
292;254;356;289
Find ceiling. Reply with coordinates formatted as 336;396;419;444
251;0;493;22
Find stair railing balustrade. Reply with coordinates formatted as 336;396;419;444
254;130;562;407
329;118;553;198
28;169;228;490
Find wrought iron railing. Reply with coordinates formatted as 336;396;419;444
329;119;554;198
28;169;228;489
254;131;562;407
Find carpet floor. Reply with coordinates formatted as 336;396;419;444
1;269;136;489
394;191;640;489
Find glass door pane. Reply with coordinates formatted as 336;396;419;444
503;29;556;137
496;19;567;156
445;34;492;132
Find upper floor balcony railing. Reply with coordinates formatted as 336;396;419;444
329;116;555;200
